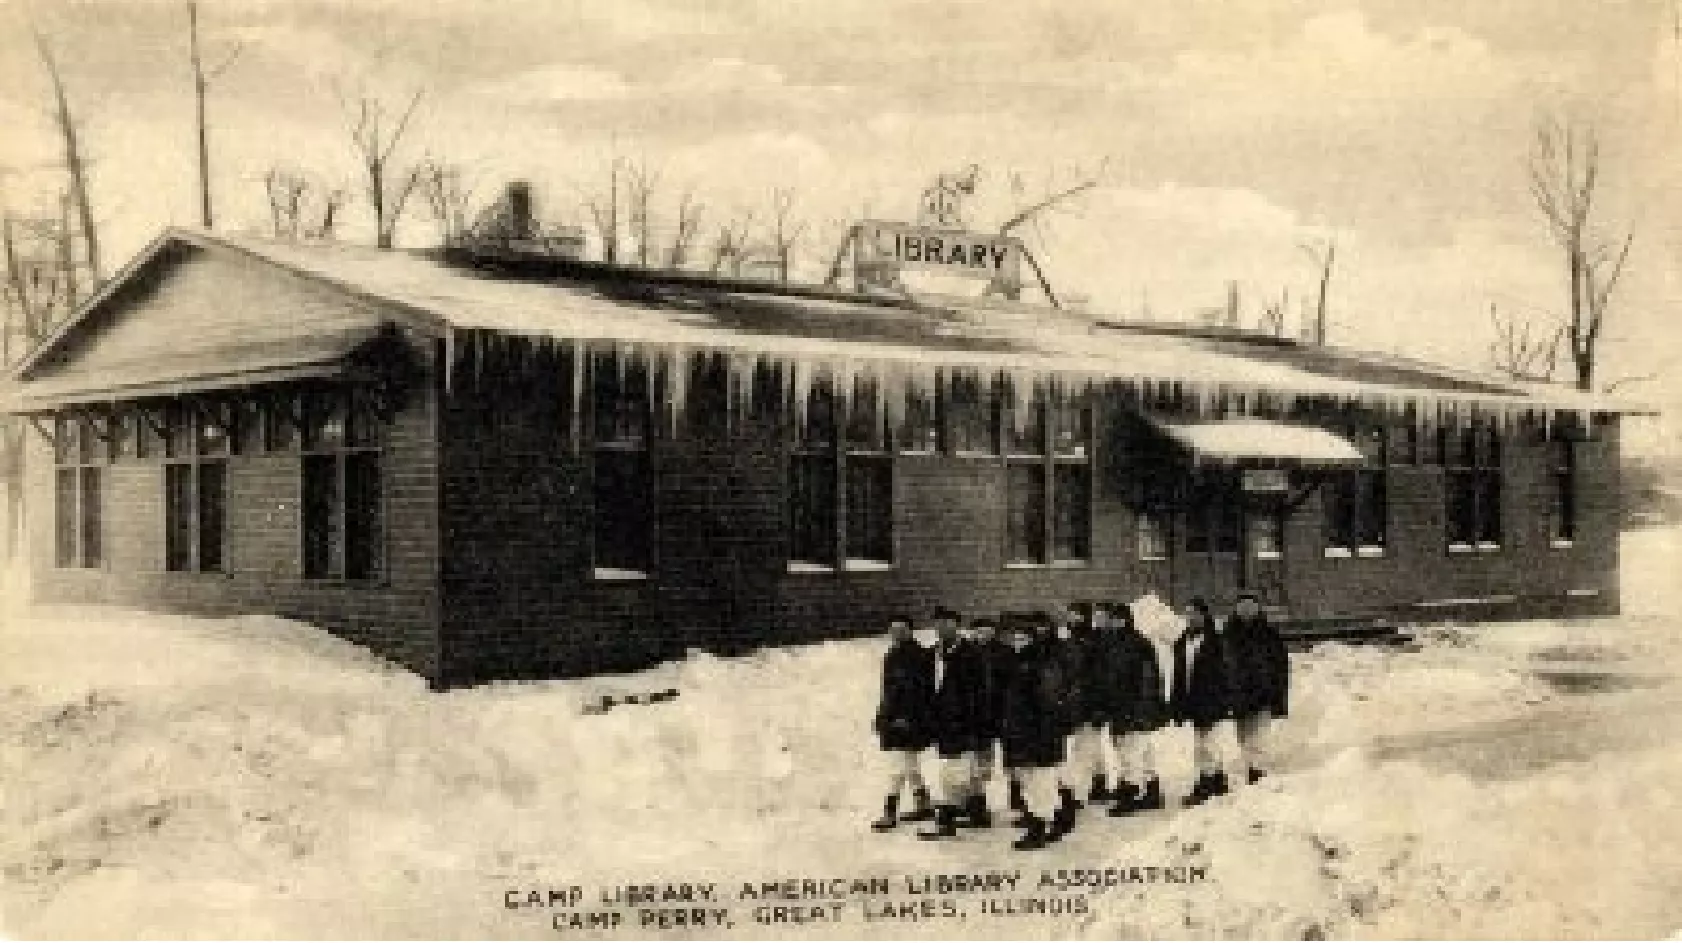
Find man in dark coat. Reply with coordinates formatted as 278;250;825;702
1225;592;1290;785
969;617;1009;820
1047;604;1090;837
871;615;936;831
1103;601;1172;816
1062;602;1115;804
919;607;992;838
1172;597;1237;806
999;615;1067;851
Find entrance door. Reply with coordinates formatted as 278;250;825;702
1240;506;1289;609
1175;475;1243;610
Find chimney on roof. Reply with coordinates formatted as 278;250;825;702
505;181;535;241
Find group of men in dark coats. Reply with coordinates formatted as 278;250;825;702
872;593;1291;851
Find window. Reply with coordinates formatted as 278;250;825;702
897;378;939;453
300;387;384;580
590;351;652;576
788;375;894;568
160;403;228;573
945;372;997;454
1005;382;1092;565
52;416;103;569
1325;425;1388;555
1446;420;1502;551
1549;439;1576;545
1186;472;1241;555
1136;511;1169;560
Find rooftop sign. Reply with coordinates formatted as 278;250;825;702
857;220;1022;283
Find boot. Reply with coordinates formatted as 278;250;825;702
1088;773;1112;803
901;787;935;823
1137;778;1165;811
1107;780;1141;817
1247;767;1266;785
1208;770;1231;799
962;793;991;829
1008;779;1027;813
1059;784;1082;813
871;794;900;832
917;804;959;840
1049;801;1074;841
1182;772;1217;808
1011;815;1050;851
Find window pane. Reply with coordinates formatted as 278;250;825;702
898;380;939;453
79;468;102;567
1551;468;1576;542
1137;512;1169;560
844;376;886;451
592;352;651;444
845;455;893;562
788;452;837;564
1006;462;1046;563
197;407;230;456
304;389;348;450
1051;390;1091;458
799;376;838;448
685;352;731;438
54;468;77;567
344;452;383;579
1052;463;1091;560
165;464;195;572
302;455;340;579
593;448;653;572
165;403;193;459
1325;475;1356;548
947;373;996;454
1248;512;1283;557
1446;470;1476;544
1357;470;1387;546
1001;379;1046;456
197;461;226;572
1477;470;1502;544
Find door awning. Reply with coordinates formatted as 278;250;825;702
1149;417;1366;467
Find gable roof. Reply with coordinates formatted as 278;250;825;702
8;227;1652;418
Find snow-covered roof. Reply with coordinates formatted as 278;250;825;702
7;229;1656;420
1153;418;1367;466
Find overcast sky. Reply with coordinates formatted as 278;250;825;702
2;0;1679;443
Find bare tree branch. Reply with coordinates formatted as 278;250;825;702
997;161;1107;236
30;25;100;285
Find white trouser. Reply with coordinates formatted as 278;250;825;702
1236;711;1277;772
1016;765;1062;820
938;752;977;804
1192;725;1222;775
884;749;926;794
1111;729;1158;784
1064;725;1107;784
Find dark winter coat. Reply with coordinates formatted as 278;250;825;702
1048;631;1092;733
1098;626;1171;733
928;639;990;756
1064;628;1108;728
977;639;1012;741
1171;626;1238;729
874;639;935;751
999;638;1068;769
1225;613;1291;718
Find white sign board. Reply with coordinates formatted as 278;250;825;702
858;220;1022;283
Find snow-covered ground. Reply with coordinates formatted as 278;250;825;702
3;528;1681;940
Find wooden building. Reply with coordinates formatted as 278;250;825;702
4;229;1640;687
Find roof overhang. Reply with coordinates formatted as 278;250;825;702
1149;417;1366;468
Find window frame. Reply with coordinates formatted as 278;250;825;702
1445;420;1503;554
1548;437;1577;548
298;386;386;582
1004;382;1093;568
162;399;231;575
1323;423;1389;558
588;351;656;580
787;374;897;571
52;414;105;569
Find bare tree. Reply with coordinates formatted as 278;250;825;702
667;189;704;270
187;0;243;228
1299;238;1337;346
997;160;1109;237
625;161;661;267
709;210;754;276
31;26;100;284
262;168;346;240
583;156;625;264
418;160;476;243
1528;115;1635;391
768;187;806;283
1488;302;1564;382
339;83;426;248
